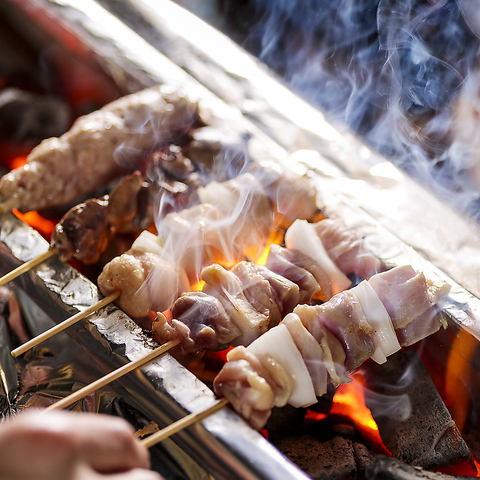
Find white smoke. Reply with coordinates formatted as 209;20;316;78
220;0;480;217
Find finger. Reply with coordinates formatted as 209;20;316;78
79;466;163;480
77;464;164;480
103;468;164;480
59;412;151;472
16;411;151;472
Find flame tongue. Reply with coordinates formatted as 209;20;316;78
304;371;390;456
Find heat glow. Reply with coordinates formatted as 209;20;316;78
307;372;390;455
13;209;56;242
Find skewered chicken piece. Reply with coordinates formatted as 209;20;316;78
313;218;384;279
98;167;319;318
285;219;352;298
213;265;450;429
281;217;386;299
0;86;200;213
248;160;318;230
152;220;384;362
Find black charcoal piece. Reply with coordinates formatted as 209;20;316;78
362;349;476;476
366;455;475;480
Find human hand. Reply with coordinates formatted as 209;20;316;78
0;410;163;480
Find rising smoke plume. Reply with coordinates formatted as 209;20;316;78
218;0;480;217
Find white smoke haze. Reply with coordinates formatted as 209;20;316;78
218;0;480;217
363;384;412;422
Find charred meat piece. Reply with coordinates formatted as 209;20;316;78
183;126;250;181
51;172;154;264
146;144;202;195
0;86;199;213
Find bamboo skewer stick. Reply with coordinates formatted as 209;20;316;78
46;338;181;411
0;247;59;288
11;291;121;357
140;397;230;448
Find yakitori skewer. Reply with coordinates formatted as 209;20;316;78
11;291;120;357
140;397;229;448
0;247;58;288
46;338;181;411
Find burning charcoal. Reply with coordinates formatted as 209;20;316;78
265;404;307;434
362;349;477;476
271;432;357;480
365;455;475;480
353;443;376;478
0;88;70;142
269;414;380;480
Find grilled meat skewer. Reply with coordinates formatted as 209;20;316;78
0;86;200;213
213;265;450;429
152;220;385;364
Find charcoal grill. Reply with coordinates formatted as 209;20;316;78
1;1;480;479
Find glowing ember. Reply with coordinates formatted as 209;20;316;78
329;371;390;454
13;209;56;242
444;330;478;433
9;155;27;170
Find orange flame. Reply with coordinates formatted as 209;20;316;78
10;155;27;170
191;279;205;291
330;372;390;455
13;209;56;242
443;329;477;432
